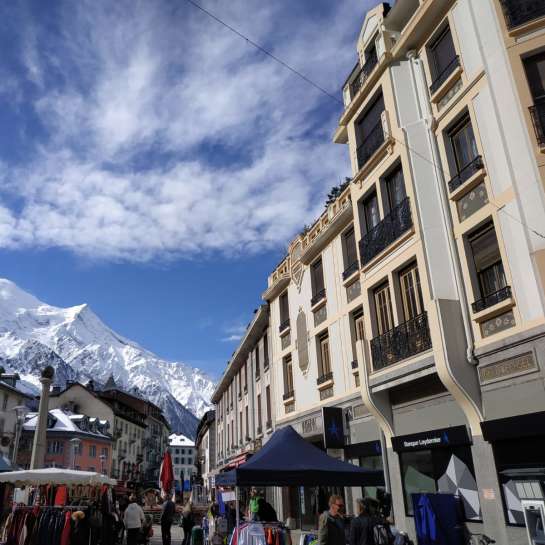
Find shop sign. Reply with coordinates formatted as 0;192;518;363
482;489;495;501
392;425;470;453
478;352;537;384
295;414;323;437
323;407;344;449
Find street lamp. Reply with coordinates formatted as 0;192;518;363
11;405;29;466
99;453;106;475
70;438;82;470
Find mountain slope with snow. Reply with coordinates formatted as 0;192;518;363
0;278;215;438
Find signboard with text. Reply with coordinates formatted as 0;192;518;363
391;425;470;452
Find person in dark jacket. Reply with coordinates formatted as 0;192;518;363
181;503;195;545
318;495;346;545
349;499;372;545
257;498;278;522
161;493;176;545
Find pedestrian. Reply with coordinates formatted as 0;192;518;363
248;488;263;521
349;499;372;545
124;495;145;545
181;503;195;545
318;495;346;545
161;493;176;545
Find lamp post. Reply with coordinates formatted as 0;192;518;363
70;438;82;470
11;405;29;466
99;453;106;475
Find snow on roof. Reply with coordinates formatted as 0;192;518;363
23;408;110;438
169;433;194;447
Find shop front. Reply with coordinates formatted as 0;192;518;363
391;426;482;522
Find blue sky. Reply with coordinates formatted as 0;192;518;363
0;0;374;378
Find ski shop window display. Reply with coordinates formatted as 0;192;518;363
392;426;482;522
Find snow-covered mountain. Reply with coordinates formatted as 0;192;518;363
0;278;215;438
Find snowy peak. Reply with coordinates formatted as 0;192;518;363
0;278;215;438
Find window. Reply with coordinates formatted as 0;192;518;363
175;457;180;465
239;411;243;442
374;283;394;335
265;385;272;425
181;457;185;465
279;291;290;327
357;93;384;144
524;51;545;103
361;191;380;234
311;258;325;300
351;307;365;363
428;26;457;87
101;447;109;458
181;448;185;455
263;333;269;368
47;441;64;455
468;223;506;299
255;346;260;379
89;444;96;458
448;115;478;175
318;332;331;377
384;164;406;212
257;394;262;431
343;227;358;270
283;354;294;394
2;394;7;411
399;446;480;521
399;264;424;321
245;406;249;438
244;362;248;391
88;467;96;472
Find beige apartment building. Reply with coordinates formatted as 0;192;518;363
212;1;545;544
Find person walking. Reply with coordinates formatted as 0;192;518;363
349;499;372;545
124;496;145;545
181;503;195;545
318;495;346;545
161;493;176;545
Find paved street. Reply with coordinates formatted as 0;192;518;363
149;524;184;545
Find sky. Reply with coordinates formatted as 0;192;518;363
0;0;375;379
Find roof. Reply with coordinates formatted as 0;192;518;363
0;378;33;400
211;304;269;403
169;433;195;448
215;425;384;487
23;408;111;439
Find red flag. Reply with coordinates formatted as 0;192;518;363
159;450;174;494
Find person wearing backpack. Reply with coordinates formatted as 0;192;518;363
349;499;373;545
318;495;346;545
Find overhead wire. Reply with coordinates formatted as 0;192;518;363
182;0;545;240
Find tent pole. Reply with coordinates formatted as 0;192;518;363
235;486;240;529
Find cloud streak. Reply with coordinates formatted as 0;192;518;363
0;0;369;262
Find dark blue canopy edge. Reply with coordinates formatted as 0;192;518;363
215;425;384;487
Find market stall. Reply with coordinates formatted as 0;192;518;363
0;469;118;545
215;425;384;537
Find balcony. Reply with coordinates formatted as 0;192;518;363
342;261;359;281
282;390;295;401
357;120;385;170
500;0;545;29
448;155;484;193
349;50;378;100
530;103;545;147
311;289;326;307
279;318;290;333
429;56;460;96
472;286;512;313
370;312;432;371
359;197;413;266
316;371;334;386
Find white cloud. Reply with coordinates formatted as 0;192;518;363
0;0;370;261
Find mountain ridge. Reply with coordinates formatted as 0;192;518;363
0;278;215;438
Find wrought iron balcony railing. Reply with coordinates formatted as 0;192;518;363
500;0;545;29
282;390;295;401
357;119;385;170
279;318;290;333
530;103;545;147
359;197;413;266
472;286;512;313
448;155;484;193
370;312;432;371
317;371;334;386
350;50;379;99
342;261;359;281
311;289;326;307
429;56;460;95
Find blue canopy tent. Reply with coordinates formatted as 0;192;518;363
216;426;384;527
216;425;384;487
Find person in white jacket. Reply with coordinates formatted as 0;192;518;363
124;496;146;545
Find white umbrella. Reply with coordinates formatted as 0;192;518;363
0;468;116;486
